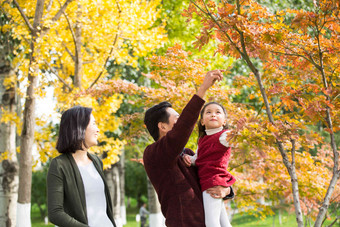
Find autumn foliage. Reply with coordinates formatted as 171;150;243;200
1;0;339;225
181;0;340;225
93;0;340;224
2;0;167;168
91;40;339;222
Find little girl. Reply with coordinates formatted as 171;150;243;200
183;101;235;227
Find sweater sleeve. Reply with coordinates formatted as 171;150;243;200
219;130;232;147
156;94;205;164
47;158;89;227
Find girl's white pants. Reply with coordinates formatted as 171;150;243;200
203;190;232;227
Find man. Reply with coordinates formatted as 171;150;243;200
143;70;233;227
139;203;149;227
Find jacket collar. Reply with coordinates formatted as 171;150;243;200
66;152;88;222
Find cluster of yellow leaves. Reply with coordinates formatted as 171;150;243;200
0;108;20;125
34;121;58;167
3;0;168;167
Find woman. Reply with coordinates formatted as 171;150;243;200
47;106;116;227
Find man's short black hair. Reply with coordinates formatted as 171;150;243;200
144;101;172;141
56;106;92;153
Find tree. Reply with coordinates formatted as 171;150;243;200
4;1;75;225
4;0;167;225
183;0;340;226
0;6;19;226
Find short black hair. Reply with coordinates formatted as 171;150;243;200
56;106;92;153
144;101;172;141
198;102;228;139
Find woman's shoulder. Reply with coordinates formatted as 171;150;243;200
50;153;74;169
51;153;70;162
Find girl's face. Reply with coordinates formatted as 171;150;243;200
201;104;227;130
84;114;99;148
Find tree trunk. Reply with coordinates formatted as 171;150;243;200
105;164;122;227
118;153;126;225
243;47;304;227
313;38;340;227
147;178;165;227
227;1;305;224
17;55;38;227
279;209;282;225
0;64;19;227
16;1;45;226
0;9;19;227
237;7;304;223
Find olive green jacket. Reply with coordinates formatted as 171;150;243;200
47;153;116;227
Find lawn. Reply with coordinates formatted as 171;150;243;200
32;203;338;227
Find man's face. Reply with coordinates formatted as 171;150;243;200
162;107;180;133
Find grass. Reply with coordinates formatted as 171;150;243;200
32;201;339;227
231;212;298;226
31;204;53;227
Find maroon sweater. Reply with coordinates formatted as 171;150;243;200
143;95;206;227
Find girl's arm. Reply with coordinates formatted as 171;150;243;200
219;130;236;147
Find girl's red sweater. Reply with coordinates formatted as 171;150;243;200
196;130;236;192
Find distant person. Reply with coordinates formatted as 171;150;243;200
47;106;116;227
183;102;235;227
139;203;149;227
143;70;233;227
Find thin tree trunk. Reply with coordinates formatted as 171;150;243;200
242;23;305;227
17;52;38;227
105;164;122;227
12;1;73;225
279;209;282;225
147;178;165;227
16;1;45;226
118;152;126;225
0;61;18;227
313;38;340;226
0;9;19;227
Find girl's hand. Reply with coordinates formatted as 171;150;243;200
206;186;231;199
196;70;224;98
182;154;192;167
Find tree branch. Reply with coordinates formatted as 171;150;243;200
87;0;122;89
44;59;72;91
13;0;35;33
41;0;75;36
290;139;296;167
190;0;244;57
327;216;340;227
61;10;77;60
63;41;75;62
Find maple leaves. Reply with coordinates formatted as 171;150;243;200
183;0;340;225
